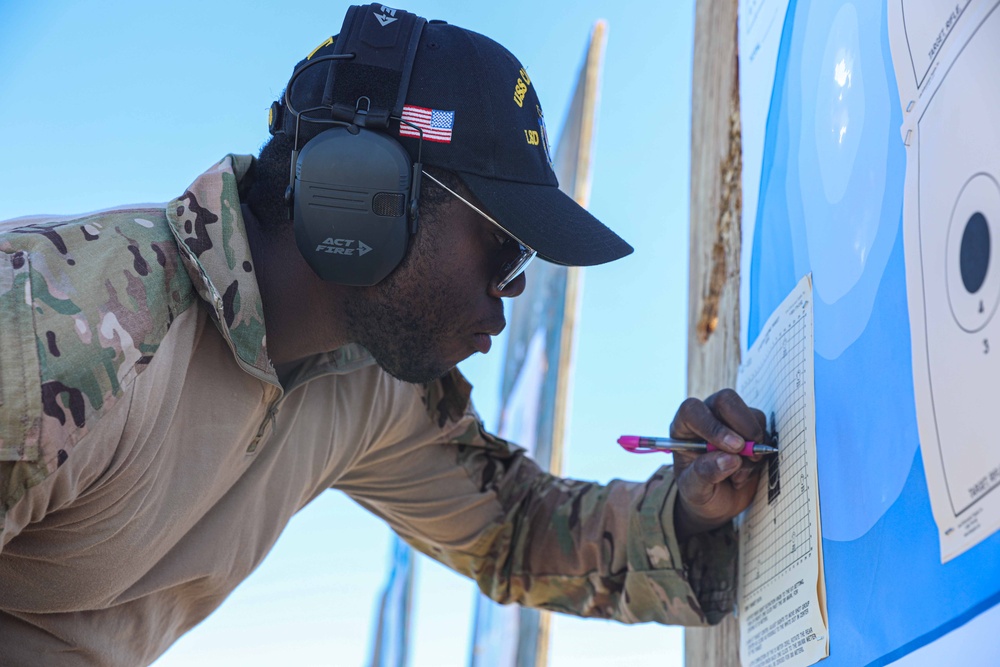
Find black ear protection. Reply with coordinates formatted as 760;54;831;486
269;4;428;286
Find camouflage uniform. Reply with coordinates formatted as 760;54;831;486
0;155;736;665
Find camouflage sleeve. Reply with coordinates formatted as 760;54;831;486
0;251;40;549
0;210;195;551
342;368;737;626
429;420;736;626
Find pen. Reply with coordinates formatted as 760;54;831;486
617;435;778;457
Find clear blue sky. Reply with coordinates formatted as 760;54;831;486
0;1;695;664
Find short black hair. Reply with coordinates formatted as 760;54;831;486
243;131;295;234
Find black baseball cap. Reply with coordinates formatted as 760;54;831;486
273;6;633;267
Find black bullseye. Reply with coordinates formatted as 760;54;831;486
960;211;990;294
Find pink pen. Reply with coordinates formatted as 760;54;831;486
617;435;778;457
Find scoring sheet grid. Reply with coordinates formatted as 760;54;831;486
740;304;814;599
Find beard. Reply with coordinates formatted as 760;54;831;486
344;283;456;384
342;230;468;384
340;191;504;384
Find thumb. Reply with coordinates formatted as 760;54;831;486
677;452;741;507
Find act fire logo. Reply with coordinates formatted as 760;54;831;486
316;238;372;256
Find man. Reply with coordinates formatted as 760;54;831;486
0;5;766;664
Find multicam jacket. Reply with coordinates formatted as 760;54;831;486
0;155;736;665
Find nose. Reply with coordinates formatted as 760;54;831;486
489;270;527;299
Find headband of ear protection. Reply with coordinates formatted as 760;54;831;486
271;4;427;286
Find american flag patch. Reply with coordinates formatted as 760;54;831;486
399;105;455;143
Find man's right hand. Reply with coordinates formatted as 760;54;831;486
668;389;769;542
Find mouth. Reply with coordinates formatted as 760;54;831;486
472;333;493;354
471;319;506;355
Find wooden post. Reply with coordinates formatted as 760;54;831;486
685;0;742;665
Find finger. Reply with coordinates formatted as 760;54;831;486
675;453;759;536
669;397;748;454
695;455;762;492
670;448;700;466
704;389;768;443
741;407;769;463
754;408;769;440
668;448;698;483
730;462;762;490
677;451;743;506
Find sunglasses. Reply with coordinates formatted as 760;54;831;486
421;170;536;291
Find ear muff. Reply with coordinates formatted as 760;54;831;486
275;4;428;286
292;126;414;286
